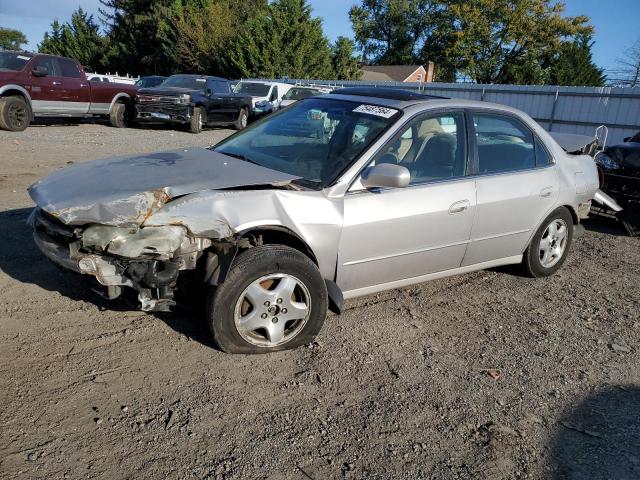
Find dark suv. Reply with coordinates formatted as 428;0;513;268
135;74;253;133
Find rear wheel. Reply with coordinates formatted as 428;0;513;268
109;102;127;128
522;207;574;277
207;245;328;354
189;107;205;134
0;96;30;131
234;108;248;131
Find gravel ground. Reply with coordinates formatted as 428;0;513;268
1;123;639;480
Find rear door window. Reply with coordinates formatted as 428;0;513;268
473;113;535;174
59;58;82;78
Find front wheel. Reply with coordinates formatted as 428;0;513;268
522;207;574;277
189;107;205;134
0;96;31;131
207;245;328;354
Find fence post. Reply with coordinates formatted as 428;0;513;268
549;87;560;131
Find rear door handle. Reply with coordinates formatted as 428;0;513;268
449;200;470;214
540;186;553;198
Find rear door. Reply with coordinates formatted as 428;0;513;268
462;112;559;266
58;58;90;114
27;56;65;114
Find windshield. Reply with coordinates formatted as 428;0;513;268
283;88;321;101
136;77;166;88
234;82;271;96
213;98;401;189
161;75;207;90
0;51;31;72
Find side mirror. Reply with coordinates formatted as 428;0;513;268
32;66;48;77
206;88;213;96
624;136;631;142
361;163;410;190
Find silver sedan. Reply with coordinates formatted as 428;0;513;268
29;88;610;353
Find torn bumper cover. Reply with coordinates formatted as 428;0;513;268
30;208;211;312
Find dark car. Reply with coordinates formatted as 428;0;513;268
595;133;640;235
0;50;137;131
134;74;252;133
135;75;167;89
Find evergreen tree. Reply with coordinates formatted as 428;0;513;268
39;8;105;72
228;0;334;79
0;27;28;50
549;34;605;86
332;37;362;80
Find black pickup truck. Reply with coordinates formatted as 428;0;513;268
135;74;252;133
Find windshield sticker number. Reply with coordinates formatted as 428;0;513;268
17;55;31;60
196;78;206;82
353;104;397;118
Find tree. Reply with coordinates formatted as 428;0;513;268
610;37;640;87
157;0;267;76
0;27;28;50
99;0;175;75
332;37;362;80
548;34;605;86
228;0;334;79
445;0;593;84
349;0;444;65
39;8;105;72
348;0;595;84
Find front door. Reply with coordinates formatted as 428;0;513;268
462;112;559;266
337;111;475;294
27;56;65;114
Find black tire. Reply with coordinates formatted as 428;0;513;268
522;207;574;278
207;245;328;354
0;96;31;131
189;107;205;134
109;102;127;128
234;108;248;131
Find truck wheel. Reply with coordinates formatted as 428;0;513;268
189;107;204;134
207;245;328;354
234;108;248;131
109;103;127;128
0;96;31;131
522;207;574;278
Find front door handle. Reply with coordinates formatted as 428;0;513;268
540;186;553;198
449;200;470;214
52;81;62;86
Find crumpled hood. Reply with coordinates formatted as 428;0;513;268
28;148;300;226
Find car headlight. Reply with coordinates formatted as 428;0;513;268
176;94;191;104
82;225;187;259
595;152;620;171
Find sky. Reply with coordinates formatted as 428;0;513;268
1;0;638;73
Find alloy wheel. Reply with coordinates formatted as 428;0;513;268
8;103;27;130
233;273;311;347
539;219;568;268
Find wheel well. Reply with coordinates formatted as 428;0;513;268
562;205;579;225
242;227;318;266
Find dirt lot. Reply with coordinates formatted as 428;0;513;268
1;123;639;480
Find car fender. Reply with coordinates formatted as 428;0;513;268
108;92;132;113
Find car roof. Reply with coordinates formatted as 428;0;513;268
169;74;227;81
323;88;529;115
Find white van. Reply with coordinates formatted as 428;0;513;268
233;81;293;117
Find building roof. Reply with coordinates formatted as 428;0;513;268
360;65;425;82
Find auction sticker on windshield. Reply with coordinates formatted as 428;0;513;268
353;104;398;118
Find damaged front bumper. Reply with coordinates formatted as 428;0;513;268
30;208;211;312
135;103;193;124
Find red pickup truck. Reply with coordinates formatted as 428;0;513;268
0;51;137;132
